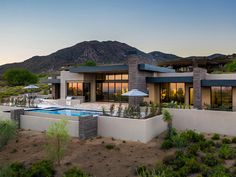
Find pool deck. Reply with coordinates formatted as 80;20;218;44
38;100;128;112
0;101;129;113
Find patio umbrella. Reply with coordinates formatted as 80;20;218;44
122;89;148;105
24;85;39;89
24;85;39;107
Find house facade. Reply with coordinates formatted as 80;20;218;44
47;55;236;111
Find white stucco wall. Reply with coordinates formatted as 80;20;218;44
169;109;236;136
20;115;79;137
0;112;11;120
98;115;166;143
60;71;84;99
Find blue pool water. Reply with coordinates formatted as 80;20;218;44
28;108;101;117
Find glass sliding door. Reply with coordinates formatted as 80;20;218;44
211;86;232;110
95;73;129;102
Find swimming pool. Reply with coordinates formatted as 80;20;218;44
28;108;101;117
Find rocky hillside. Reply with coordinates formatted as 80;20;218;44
0;41;147;74
0;40;234;74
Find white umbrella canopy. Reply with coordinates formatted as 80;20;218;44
24;85;39;89
122;89;148;97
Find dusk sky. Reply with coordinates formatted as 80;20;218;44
0;0;236;65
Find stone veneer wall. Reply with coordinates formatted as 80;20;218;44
193;67;207;109
127;55;155;105
79;116;98;139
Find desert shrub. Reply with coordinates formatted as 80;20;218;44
117;103;122;117
232;137;236;144
0;119;17;148
180;130;205;143
27;160;54;177
202;165;230;177
199;140;215;152
202;153;222;167
105;144;115;150
182;158;201;174
149;102;158;117
222;138;231;144
186;144;199;156
136;165;149;176
0;162;26;177
219;144;236;159
172;134;188;149
109;104;115;116
211;133;220;140
161;139;173;149
46;119;70;166
63;167;89;177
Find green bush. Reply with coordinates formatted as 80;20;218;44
46;119;70;166
219;144;236;159
186;144;199;156
0;119;17;148
3;68;38;86
180;130;205;143
172;134;187;148
63;167;89;177
161;139;173;149
202;153;222;167
27;160;54;177
183;158;201;174
211;133;220;140
105;144;115;150
222;138;231;144
232;137;236;144
202;165;230;177
0;162;26;177
198;140;215;152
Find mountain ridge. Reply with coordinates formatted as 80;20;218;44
0;40;234;74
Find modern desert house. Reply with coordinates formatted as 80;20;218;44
47;55;236;111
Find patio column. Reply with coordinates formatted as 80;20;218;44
193;67;207;109
127;55;154;105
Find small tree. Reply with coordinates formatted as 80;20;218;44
81;60;96;66
0;120;17;148
46;119;70;166
3;68;38;86
162;109;173;138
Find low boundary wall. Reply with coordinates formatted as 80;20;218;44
169;109;236;136
98;115;167;143
21;115;80;137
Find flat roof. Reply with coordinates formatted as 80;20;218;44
69;65;128;73
201;80;236;87
146;76;193;83
42;78;60;84
138;64;175;73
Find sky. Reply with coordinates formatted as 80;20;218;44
0;0;236;65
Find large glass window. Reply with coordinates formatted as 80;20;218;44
96;73;129;102
67;82;91;102
211;86;232;110
161;83;185;103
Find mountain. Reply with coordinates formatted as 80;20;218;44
148;51;181;62
0;40;234;74
0;40;147;74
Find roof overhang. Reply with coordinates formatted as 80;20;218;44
201;80;236;87
138;64;175;73
42;79;61;84
70;65;128;73
146;76;193;83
